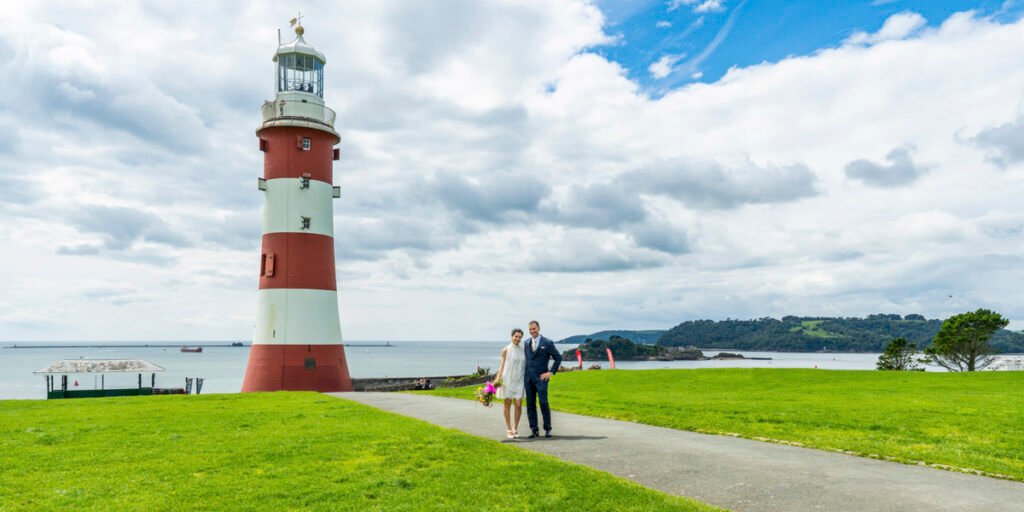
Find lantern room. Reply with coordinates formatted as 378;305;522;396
274;26;326;98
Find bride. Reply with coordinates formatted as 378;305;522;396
495;328;526;438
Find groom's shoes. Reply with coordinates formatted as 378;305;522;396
528;431;540;439
544;431;552;438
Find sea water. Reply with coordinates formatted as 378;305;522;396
0;341;891;400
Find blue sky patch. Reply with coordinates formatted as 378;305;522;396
593;0;1021;93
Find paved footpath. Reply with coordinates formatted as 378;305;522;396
332;392;1024;512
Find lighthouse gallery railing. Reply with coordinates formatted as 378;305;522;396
261;99;336;127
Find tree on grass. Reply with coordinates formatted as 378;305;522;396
924;309;1007;372
876;337;923;371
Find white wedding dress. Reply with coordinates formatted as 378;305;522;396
497;343;526;400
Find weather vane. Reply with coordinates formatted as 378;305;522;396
290;11;303;28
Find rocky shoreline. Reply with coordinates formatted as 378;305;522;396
632;349;773;362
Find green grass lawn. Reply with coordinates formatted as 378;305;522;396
0;393;717;511
425;368;1024;481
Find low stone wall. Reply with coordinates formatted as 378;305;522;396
352;374;495;392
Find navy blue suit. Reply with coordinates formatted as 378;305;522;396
524;335;562;434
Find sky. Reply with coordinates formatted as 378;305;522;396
1;1;1023;342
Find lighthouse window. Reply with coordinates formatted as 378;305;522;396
301;137;311;151
300;216;311;230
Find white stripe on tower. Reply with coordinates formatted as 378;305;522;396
262;178;335;237
253;289;343;345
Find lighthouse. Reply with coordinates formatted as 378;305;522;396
242;21;353;392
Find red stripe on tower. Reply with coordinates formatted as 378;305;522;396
259;233;336;291
241;21;352;393
260;127;336;183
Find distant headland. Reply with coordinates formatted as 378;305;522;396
558;314;1024;353
564;336;771;362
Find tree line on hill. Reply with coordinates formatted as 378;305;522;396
559;314;1024;354
654;314;1024;353
562;310;1017;372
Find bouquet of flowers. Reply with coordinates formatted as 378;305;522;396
475;380;502;407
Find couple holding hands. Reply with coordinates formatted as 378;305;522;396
494;320;563;439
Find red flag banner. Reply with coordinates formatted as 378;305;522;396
576;349;583;368
606;348;616;369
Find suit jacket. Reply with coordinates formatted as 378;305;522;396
525;335;562;381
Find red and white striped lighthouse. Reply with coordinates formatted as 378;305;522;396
242;22;353;392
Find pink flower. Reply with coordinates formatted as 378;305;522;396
485;382;496;394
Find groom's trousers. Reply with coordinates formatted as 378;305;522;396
525;378;551;433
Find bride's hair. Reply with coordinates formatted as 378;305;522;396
511;328;523;337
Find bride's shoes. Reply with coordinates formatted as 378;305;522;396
512;428;519;438
506;429;514;439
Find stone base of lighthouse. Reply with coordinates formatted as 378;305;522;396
242;344;352;392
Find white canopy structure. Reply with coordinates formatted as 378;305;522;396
34;359;165;374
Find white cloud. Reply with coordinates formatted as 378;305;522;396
649;53;684;79
2;4;1024;341
656;20;672;28
693;0;726;13
669;0;726;14
846;12;927;45
527;229;665;273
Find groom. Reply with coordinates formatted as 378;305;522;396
524;320;562;438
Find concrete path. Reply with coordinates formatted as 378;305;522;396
332;392;1024;512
